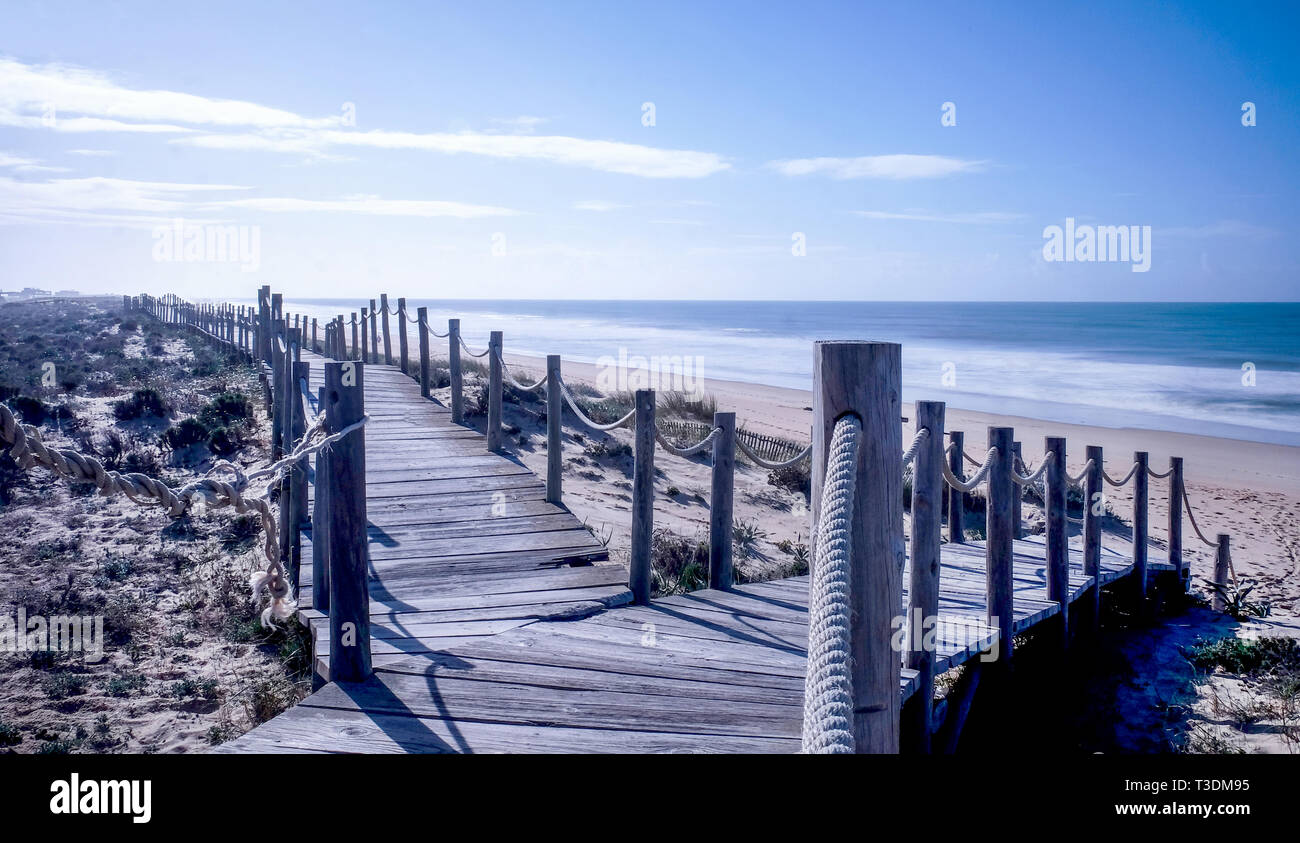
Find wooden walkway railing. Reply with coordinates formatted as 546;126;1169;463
124;290;1234;754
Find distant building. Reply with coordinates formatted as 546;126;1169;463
55;290;81;297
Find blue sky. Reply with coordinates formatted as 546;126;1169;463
0;0;1296;300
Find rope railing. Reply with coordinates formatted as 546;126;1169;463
801;413;862;754
943;444;996;492
493;348;548;391
1102;461;1141;487
458;334;491;358
901;427;929;468
736;437;812;470
555;374;637;431
654;423;721;458
1011;451;1053;486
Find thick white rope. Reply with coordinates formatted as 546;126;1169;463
1012;451;1054;486
801;414;862;754
901;427;929;468
1147;465;1174;479
418;315;450;338
458;334;491;358
655;424;721;458
492;348;548;391
942;445;997;492
1067;459;1094;486
1179;476;1221;550
555;375;637;431
1103;461;1140;487
736;437;812;470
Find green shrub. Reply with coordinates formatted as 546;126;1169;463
112;388;168;421
162;418;208;450
8;395;47;425
198;391;252;428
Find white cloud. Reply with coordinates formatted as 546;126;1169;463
0;151;68;172
574;200;627;212
67;148;117;157
854;209;1022;223
210;195;520;218
1160;220;1279;238
0;57;343;133
768;154;986;180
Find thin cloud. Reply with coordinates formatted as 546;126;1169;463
854;209;1023;223
67;148;117;156
0;151;68;172
768;153;986;180
210;195;521;218
574;200;627;212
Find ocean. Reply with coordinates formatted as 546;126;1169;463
230;299;1300;447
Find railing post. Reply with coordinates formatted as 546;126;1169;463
369;299;378;364
449;319;464;424
270;318;286;460
1132;450;1149;603
417;306;431;398
986;426;1015;662
360;307;370;363
947;430;965;544
1083;445;1103;636
630;389;655;604
487;331;503;451
546;355;563;503
258;285;271;364
1045;435;1069;645
810;341;903;754
1168;456;1184;585
312;318;318;354
336;316;345;360
1012;440;1024;539
903;400;944;753
288;356;309;591
350;313;359;362
398;297;409;374
312;385;330;611
709;411;736;590
324;360;370;682
1212;534;1231;612
380;293;393;365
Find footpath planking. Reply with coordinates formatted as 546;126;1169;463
219;349;1169;754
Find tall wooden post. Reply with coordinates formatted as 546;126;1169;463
351;314;359;362
369;299;378;365
312;318;318;354
324;360;370;682
1012;441;1024;539
360;308;370;363
270;319;286;460
417;306;431;398
1044;436;1069;644
1168;456;1184;584
380;293;393;365
487;331;503;451
630;389;656;605
449;319;464;424
986;426;1015;662
546;355;563;503
810;341;903;754
398;297;409;374
903;400;944;753
288;359;309;590
1212;534;1231;612
1082;445;1104;636
258;285;271;365
312;386;330;611
1132;450;1149;601
709;411;737;590
947;430;965;544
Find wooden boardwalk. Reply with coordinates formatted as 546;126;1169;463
220;350;1173;754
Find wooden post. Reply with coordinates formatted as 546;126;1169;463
360;308;370;363
380;293;393;365
324;360;371;682
288;359;309;590
986;426;1015;662
546;355;562;503
312;318;318;354
258;285;271;364
1082;445;1103;636
630;389;655;605
1212;534;1231;612
903;400;944;753
350;314;359;362
810;341;903;754
369;299;378;365
1045;436;1069;643
1168;456;1184;584
336;316;345;360
1132;450;1149;601
709;411;736;590
947;430;965;544
270;319;286;460
312;386;330;611
398;297;409;375
417;306;431;398
1012;441;1024;539
487;331;503;451
449;319;464;424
